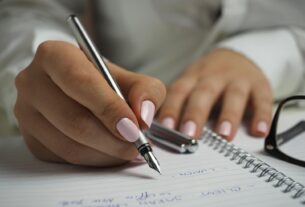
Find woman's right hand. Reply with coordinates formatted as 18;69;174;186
14;41;166;167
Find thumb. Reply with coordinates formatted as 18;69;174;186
110;63;166;128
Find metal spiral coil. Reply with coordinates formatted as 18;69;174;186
201;127;305;202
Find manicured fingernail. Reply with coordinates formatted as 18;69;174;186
257;121;268;134
141;100;155;127
219;121;232;137
116;118;139;142
180;120;196;137
161;117;175;129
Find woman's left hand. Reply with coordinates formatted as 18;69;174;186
157;48;273;141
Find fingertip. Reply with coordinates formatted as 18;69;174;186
140;100;155;128
216;121;236;141
218;120;232;137
160;117;175;129
249;120;269;138
116;118;140;142
180;120;197;137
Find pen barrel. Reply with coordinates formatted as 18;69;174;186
67;15;161;173
145;131;187;153
149;121;198;153
67;15;125;100
135;131;150;149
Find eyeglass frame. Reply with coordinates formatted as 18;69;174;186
265;95;305;167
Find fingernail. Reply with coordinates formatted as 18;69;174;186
257;121;268;134
141;100;155;127
180;120;196;137
161;117;175;129
116;118;139;142
218;121;232;137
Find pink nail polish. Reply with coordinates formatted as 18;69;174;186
116;118;139;142
180;121;196;137
141;100;155;127
219;121;232;137
257;121;268;134
161;117;175;129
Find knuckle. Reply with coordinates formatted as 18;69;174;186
15;69;28;92
149;77;166;96
36;41;55;60
68;112;96;140
195;81;218;96
228;86;248;98
168;81;188;94
98;99;127;123
65;66;96;87
148;77;164;89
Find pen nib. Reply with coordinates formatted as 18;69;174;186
143;151;162;174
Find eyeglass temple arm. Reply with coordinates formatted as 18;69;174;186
277;120;305;146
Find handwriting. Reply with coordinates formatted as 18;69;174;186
200;184;255;198
58;185;254;207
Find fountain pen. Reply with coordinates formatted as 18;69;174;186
67;15;161;174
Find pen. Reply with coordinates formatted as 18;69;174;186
67;15;161;174
145;121;198;153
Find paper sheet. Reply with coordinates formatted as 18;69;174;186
0;136;303;207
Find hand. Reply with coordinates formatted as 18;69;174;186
14;41;166;167
158;48;273;141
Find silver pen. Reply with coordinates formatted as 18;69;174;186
145;121;198;153
67;15;161;174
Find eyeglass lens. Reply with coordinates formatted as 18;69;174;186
276;99;305;161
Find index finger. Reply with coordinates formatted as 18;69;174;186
35;41;140;142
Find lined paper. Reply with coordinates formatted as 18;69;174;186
0;136;303;207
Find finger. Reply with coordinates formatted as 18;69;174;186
34;41;140;142
216;81;251;141
15;76;138;161
17;105;133;167
248;83;273;137
157;73;198;130
22;130;65;163
111;64;166;128
179;77;225;138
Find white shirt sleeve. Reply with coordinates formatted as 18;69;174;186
217;29;305;100
0;0;77;135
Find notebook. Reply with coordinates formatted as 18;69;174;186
0;128;304;207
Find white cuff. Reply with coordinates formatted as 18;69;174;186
217;29;304;100
32;28;77;52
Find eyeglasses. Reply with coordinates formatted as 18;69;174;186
265;95;305;167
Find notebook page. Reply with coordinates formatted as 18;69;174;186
232;116;305;184
0;137;303;207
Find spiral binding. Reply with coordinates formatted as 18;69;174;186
201;127;305;203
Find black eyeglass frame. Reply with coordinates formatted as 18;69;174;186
265;95;305;167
